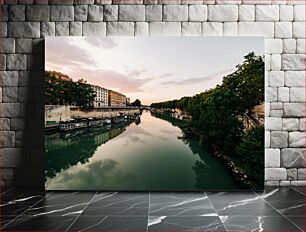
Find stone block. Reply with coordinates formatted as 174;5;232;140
88;5;103;22
3;103;20;117
163;5;188;21
265;168;286;181
280;5;293;21
189;5;207;21
294;5;305;21
1;148;23;168
106;22;134;36
265;181;280;187
104;5;118;21
284;103;304;117
1;71;18;87
289;132;305;147
287;168;297;180
9;5;25;21
182;22;201;36
265;131;270;148
299;118;305;131
145;5;162;22
282;54;305;71
55;22;69;36
135;22;148;36
293;22;305;38
119;5;145;21
255;5;279;21
265;87;277;102
265;54;270;71
223;22;237;36
202;22;222;36
7;54;26;71
50;6;74;21
270;54;281;71
269;71;284;87
26;5;50;21
8;22;40;38
265;117;282;131
265;148;280;167
290;181;306;186
281;148;305;168
297;168;305;180
0;54;6;71
279;181;290;186
270;131;288;148
283;39;296;54
1;38;15;53
238;22;274;37
285;71;305;87
265;39;282;54
270;110;283;117
70;22;82;36
149;22;181;36
2;87;18;103
275;22;292;39
16;39;32;53
283;118;299;131
1;5;9;21
41;22;55;37
82;22;106;36
208;5;238;21
74;5;88;21
290;87;304;102
296;39;305;54
239;5;255;21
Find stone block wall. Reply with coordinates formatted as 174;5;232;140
0;0;305;188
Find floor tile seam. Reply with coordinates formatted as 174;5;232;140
290;187;306;196
64;191;98;232
146;191;151;232
261;196;304;232
204;191;229;232
1;191;54;230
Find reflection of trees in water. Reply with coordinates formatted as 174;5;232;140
152;112;239;189
45;124;129;179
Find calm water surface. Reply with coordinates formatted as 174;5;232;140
45;110;238;190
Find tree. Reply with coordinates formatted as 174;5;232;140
45;71;96;109
131;99;141;107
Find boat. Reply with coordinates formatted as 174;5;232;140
59;119;88;132
112;116;125;124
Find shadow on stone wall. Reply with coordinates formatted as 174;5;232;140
15;39;45;189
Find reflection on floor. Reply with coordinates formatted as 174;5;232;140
1;187;305;231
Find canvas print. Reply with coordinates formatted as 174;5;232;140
45;37;264;191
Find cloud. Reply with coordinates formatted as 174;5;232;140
68;68;154;93
46;39;97;69
46;159;138;190
161;69;234;86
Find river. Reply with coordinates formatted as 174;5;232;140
45;110;239;191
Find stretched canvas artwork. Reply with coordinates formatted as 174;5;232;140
45;37;264;191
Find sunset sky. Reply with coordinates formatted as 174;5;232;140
45;37;264;105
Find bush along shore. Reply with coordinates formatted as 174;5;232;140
151;52;265;189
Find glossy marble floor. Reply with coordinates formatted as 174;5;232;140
0;187;305;231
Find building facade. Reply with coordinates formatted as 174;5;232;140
108;90;127;107
92;85;109;107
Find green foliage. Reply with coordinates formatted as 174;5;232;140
45;71;96;109
236;126;264;186
151;52;264;187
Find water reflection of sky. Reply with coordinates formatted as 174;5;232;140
45;111;238;190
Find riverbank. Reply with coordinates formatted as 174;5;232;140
151;110;257;189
